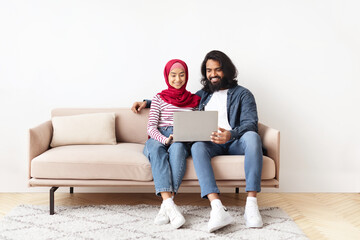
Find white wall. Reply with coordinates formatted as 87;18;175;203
1;0;359;192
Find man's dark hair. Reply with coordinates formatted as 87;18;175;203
200;50;238;92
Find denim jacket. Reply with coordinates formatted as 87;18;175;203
145;85;258;140
195;85;258;140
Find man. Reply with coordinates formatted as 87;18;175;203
132;50;263;231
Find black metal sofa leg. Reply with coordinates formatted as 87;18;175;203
235;187;239;194
50;187;59;215
70;187;74;194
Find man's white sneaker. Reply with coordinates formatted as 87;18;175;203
164;204;185;228
154;204;170;225
208;206;234;232
244;203;263;228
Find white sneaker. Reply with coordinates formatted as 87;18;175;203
244;203;263;228
154;204;170;225
208;206;234;232
164;203;185;228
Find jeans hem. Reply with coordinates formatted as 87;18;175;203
201;188;220;199
245;187;261;192
173;185;180;194
155;188;173;196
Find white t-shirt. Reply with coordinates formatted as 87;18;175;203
204;90;232;130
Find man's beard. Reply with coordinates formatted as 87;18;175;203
208;77;228;93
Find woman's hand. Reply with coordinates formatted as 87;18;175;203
211;127;231;144
165;134;173;145
131;101;147;113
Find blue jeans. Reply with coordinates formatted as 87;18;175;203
191;131;263;198
143;126;191;196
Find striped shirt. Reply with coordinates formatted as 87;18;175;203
147;94;194;145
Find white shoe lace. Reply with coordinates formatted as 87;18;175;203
154;204;169;224
167;205;181;221
246;204;260;219
210;206;227;221
157;206;167;218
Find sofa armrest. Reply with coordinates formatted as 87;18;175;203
258;122;280;182
28;120;53;179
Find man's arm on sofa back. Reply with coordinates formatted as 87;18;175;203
28;120;53;179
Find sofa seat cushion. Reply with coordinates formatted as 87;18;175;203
31;144;276;182
183;155;276;180
31;143;152;181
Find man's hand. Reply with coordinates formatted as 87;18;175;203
165;134;173;146
131;101;147;113
211;127;231;144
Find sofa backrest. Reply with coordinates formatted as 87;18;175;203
51;108;150;144
51;108;272;148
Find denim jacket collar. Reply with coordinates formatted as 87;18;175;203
198;86;236;111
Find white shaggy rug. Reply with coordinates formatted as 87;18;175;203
0;205;308;240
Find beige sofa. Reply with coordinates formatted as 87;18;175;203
29;108;280;214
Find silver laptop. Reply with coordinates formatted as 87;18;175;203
173;111;218;142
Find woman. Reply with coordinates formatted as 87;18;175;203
143;59;200;229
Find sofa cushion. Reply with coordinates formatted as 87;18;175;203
50;113;117;147
51;108;150;144
31;143;152;181
31;142;276;182
183;155;276;180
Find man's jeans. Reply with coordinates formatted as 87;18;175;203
143;126;190;196
191;131;263;198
